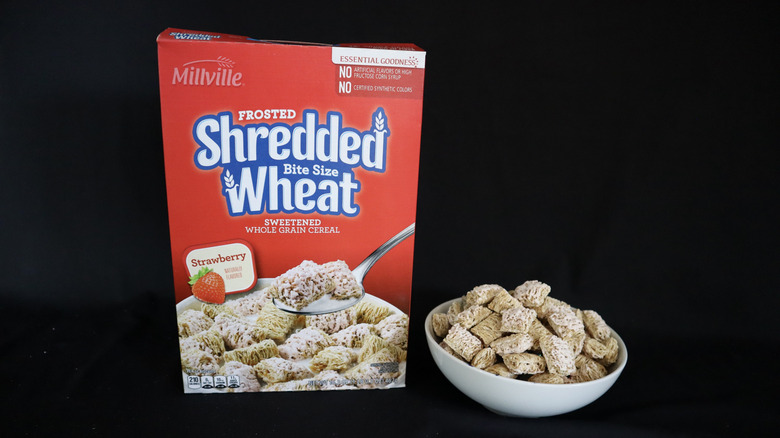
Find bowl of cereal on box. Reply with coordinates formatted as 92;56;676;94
425;281;627;418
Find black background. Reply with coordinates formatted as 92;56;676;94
1;1;778;437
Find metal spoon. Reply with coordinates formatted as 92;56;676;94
272;223;416;315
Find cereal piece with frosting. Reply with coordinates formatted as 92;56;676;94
305;308;356;334
331;323;376;348
570;354;608;383
513;280;551;308
446;299;464;325
177;309;214;338
223;339;279;366
225;287;272;316
277;327;333;361
309;346;358;373
582;309;612;342
528;372;569;384
539;334;576;376
456;305;493;329
487;288;523;313
321;260;363;300
431;313;451;338
443;323;483;361
465;284;504;307
483;362;517;379
470;347;497;370
270;260;335;310
489;333;534;356
254;357;314;384
469;313;503;345
213;313;269;349
375;313;409;349
503;353;546;375
500;306;536;334
221;361;262;392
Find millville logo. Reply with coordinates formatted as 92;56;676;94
172;56;243;86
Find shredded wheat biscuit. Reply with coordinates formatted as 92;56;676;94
470;347;497;369
469;313;504;345
443;323;483;361
513;280;551;307
456;305;493;329
503;353;546;375
500;306;536;334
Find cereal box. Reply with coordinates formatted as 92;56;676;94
157;28;425;393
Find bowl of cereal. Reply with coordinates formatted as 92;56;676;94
424;282;627;418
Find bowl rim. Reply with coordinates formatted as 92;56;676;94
424;298;628;387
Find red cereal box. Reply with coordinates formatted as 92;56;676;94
157;28;425;393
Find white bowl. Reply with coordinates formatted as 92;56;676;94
425;299;628;417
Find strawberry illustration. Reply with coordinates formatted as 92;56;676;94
188;267;226;304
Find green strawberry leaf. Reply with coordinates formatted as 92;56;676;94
188;266;214;286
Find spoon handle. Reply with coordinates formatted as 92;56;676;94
352;223;416;283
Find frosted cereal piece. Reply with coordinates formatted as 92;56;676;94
223;339;280;366
177;309;214;337
540;334;576;376
255;301;298;342
582;336;609;360
309;346;358;373
213;313;268;349
513;280;551;308
354;300;391;324
465;284;504;307
600;336;620;366
432;313;451;338
582;310;612;342
503;353;546;375
305;308;356;334
456;305;493;329
439;341;465;361
500;306;536;334
179;347;220;375
547;307;586;355
528;373;569;384
270;260;335;310
343;348;401;389
489;333;534;356
179;329;225;374
483;363;517;379
201;302;237;319
375;313;409;349
277;327;333;361
531;296;570;320
529;319;553;340
487;288;524;313
470;347;497;370
254;357;314;384
446;299;464;325
220;361;262;392
321;260;363;300
570;354;608;383
332;323;376;348
225;287;273;317
469;313;504;345
359;334;406;362
443;323;483;361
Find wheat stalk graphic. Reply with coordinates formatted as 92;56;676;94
374;110;386;131
183;57;236;68
223;170;236;191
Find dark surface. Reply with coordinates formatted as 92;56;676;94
1;1;778;437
